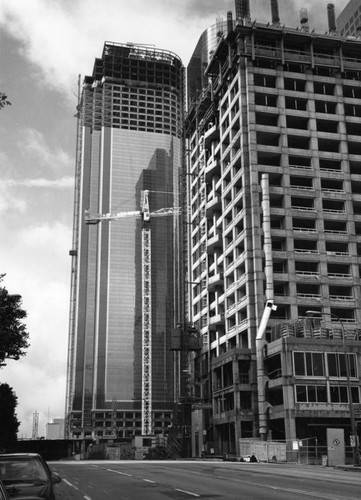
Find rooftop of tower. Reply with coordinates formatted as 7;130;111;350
205;18;361;78
83;41;183;88
101;41;182;66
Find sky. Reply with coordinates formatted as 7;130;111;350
0;0;349;438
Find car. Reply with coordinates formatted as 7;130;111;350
0;453;61;499
0;479;9;500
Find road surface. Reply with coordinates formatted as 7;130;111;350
50;460;361;500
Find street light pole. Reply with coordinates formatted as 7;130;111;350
306;310;360;465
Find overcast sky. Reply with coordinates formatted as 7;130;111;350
0;0;349;438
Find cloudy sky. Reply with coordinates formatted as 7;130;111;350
0;0;349;438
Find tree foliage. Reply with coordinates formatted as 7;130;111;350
0;92;11;109
0;383;19;451
0;274;29;365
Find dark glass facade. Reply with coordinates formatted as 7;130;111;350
66;43;184;439
187;21;232;106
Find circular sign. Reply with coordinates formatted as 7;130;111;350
333;438;340;446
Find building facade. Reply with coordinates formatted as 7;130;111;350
65;42;185;440
186;6;361;458
336;0;361;36
46;419;65;440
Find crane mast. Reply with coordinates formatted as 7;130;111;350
85;190;180;436
140;189;152;434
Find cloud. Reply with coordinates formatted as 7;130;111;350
18;128;73;173
0;1;246;98
0;126;73;218
7;176;74;189
0;180;27;214
0;220;71;437
0;221;72;301
0;0;348;103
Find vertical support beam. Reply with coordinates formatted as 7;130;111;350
256;175;276;439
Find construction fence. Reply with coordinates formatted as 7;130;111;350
238;437;355;465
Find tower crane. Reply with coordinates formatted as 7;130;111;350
85;190;181;436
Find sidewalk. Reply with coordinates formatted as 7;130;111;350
334;464;361;473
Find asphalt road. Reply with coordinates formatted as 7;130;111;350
50;460;361;500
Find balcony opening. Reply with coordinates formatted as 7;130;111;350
324;220;347;233
285;96;307;111
317;119;338;133
346;122;361;136
258;151;281;167
325;241;349;255
293;218;316;231
327;263;350;277
256;111;279;127
257;131;280;146
265;354;282;380
295;261;318;274
288;135;309;149
348;141;361;155
294;239;318;253
291;196;314;210
284;78;306;92
289;155;311;169
286;115;309;130
319;159;341;171
318;138;339;153
290;175;313;189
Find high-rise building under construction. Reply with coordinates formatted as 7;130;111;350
65;42;185;441
186;1;361;459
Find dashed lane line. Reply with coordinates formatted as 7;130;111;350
104;467;200;497
175;488;200;497
63;478;79;490
106;468;132;477
62;477;92;499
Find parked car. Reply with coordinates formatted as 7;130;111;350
0;453;61;499
0;479;9;500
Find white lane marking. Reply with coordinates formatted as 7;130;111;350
175;488;200;497
106;469;197;495
63;478;79;490
106;468;132;477
83;496;92;500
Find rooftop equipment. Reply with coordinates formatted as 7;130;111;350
327;3;337;32
300;8;309;32
270;0;280;26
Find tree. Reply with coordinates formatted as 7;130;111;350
0;274;29;365
0;92;11;109
0;383;19;451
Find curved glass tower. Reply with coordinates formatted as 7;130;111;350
66;42;184;440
